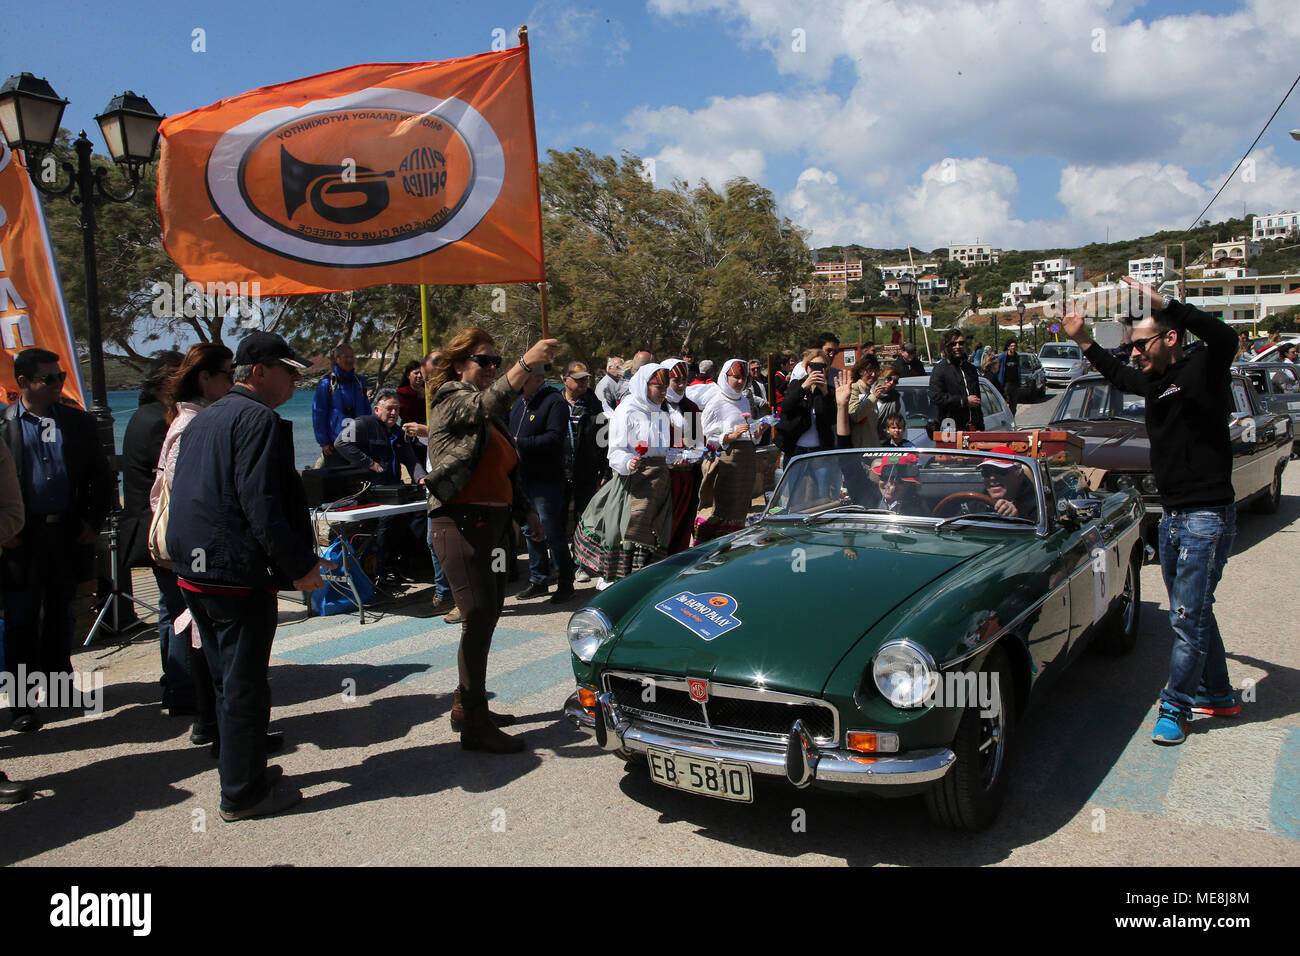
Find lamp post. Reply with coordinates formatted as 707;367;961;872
898;274;917;354
1016;299;1025;348
0;73;164;460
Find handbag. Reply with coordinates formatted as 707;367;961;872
147;477;174;569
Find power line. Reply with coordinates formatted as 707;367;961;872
1187;71;1300;232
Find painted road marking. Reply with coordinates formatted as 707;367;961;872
1163;721;1289;832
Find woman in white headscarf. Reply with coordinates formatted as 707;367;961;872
573;363;676;586
693;358;769;544
662;358;704;553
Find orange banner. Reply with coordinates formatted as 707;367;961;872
0;141;87;408
157;45;545;295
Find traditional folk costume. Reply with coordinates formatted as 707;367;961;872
662;358;704;554
573;364;675;583
693;358;759;544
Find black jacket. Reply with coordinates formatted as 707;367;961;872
565;393;609;488
119;398;169;568
333;413;426;484
928;359;985;431
508;384;568;483
167;386;317;589
1;399;112;583
1084;300;1236;509
777;379;836;451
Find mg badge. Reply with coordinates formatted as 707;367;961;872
687;678;709;703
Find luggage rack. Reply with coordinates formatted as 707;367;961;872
931;429;1083;463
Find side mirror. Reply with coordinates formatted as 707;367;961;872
1057;498;1101;530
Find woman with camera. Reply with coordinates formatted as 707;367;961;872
425;328;556;754
775;348;836;466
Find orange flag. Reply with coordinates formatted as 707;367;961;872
157;44;544;295
0;141;88;408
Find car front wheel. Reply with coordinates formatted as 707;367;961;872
924;646;1015;831
1253;464;1283;514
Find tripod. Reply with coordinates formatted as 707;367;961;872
83;513;159;647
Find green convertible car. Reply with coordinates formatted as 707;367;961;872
564;446;1146;830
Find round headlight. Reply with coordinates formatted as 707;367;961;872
1140;474;1159;495
1115;475;1136;491
872;640;938;709
568;608;613;663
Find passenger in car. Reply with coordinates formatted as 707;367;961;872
872;454;924;515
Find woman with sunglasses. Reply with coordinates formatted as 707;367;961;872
694;359;769;543
574;363;676;587
148;343;236;747
424;327;557;753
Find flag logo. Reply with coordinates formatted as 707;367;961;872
206;89;503;267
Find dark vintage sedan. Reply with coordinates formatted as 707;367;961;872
1234;362;1300;457
1050;370;1292;534
565;445;1145;830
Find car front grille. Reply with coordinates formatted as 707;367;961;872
603;672;838;746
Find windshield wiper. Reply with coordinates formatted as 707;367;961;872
802;505;896;525
935;511;1036;531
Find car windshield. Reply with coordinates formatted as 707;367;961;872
894;384;937;427
1055;380;1146;421
766;449;1041;527
1040;344;1081;360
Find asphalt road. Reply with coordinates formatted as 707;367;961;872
2;387;1297;866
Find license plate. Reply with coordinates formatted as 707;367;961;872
646;748;753;803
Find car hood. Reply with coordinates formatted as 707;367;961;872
1055;418;1150;470
596;523;990;693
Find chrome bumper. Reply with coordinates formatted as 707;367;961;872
564;692;954;789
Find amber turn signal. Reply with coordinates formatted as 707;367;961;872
578;687;598;709
847;732;878;753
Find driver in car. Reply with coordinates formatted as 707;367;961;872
979;449;1037;520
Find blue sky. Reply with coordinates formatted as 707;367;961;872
10;0;1300;252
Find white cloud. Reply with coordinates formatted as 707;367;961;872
634;0;1300;248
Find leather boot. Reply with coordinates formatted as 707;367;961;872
450;686;516;732
460;702;526;753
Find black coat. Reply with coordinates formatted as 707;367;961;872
566;393;609;488
119;398;169;568
508;384;568;484
166;386;317;589
928;359;985;432
1;398;113;583
777;379;836;451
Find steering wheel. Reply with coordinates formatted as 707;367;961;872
931;492;996;517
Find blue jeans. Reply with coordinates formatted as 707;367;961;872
1157;506;1236;712
425;518;450;598
522;480;575;584
153;567;196;710
186;590;278;812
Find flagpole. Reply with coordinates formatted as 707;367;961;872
518;25;550;340
420;284;432;422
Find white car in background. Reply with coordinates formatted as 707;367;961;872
1038;342;1091;388
1239;334;1300;363
895;375;1015;443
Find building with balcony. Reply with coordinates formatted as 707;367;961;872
1251;211;1300;241
878;262;940;280
809;260;864;298
1128;255;1175;284
1161;272;1300;323
1031;257;1084;286
948;243;1000;266
1210;237;1263;261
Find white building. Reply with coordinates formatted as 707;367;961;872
948;242;999;266
1162;272;1300;323
878;262;940;280
1128;255;1175;284
1251;211;1300;241
1000;280;1035;306
916;274;949;296
1210;237;1263;261
1031;257;1084;285
1200;266;1257;280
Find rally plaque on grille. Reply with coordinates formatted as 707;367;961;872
646;748;753;803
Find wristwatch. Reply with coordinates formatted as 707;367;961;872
1159;294;1176;312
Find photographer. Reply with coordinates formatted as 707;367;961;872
776;349;836;466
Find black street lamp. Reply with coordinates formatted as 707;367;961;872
898;274;917;353
0;72;164;461
1016;298;1026;346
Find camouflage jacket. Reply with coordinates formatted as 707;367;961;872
425;375;532;523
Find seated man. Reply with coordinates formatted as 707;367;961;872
978;449;1037;521
333;389;427;585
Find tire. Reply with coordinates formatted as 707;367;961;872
1094;546;1141;655
1253;465;1282;514
924;646;1015;831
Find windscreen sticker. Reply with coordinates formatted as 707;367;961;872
654;591;742;641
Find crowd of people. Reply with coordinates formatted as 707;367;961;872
2;274;1242;814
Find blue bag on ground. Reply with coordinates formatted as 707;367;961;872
310;537;377;616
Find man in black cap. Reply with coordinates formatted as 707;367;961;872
168;331;331;821
899;343;925;378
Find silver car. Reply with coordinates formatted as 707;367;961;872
1235;362;1300;457
1039;342;1090;388
894;375;1015;444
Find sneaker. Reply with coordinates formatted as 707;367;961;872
549;582;576;603
517;581;550;600
444;607;463;624
574;568;591;583
594;577;611;591
1152;702;1189;745
219;781;302;822
430;593;456;615
1191;690;1241;717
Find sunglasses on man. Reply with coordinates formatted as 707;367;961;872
28;371;67;385
1129;330;1170;354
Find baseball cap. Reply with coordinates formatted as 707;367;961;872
235;331;308;370
872;452;921;484
565;361;591;379
979;446;1019;472
902;343;917;354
